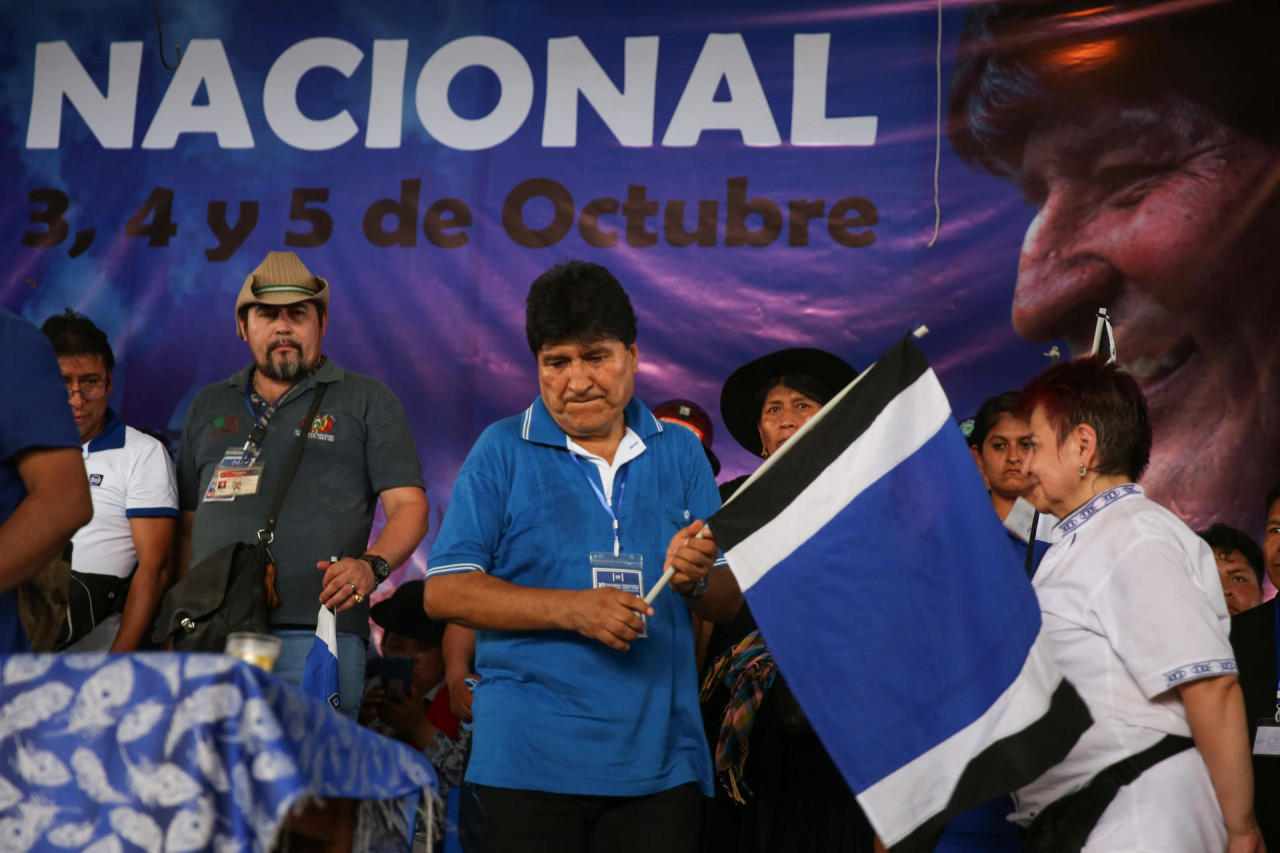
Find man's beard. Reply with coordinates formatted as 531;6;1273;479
258;340;317;382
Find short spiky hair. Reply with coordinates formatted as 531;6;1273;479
1018;356;1150;481
1197;523;1264;586
41;308;114;372
525;261;637;355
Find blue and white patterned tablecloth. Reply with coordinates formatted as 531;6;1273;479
0;653;437;853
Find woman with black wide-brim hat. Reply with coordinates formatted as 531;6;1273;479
719;347;859;468
699;347;873;853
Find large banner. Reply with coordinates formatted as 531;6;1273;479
4;0;1276;574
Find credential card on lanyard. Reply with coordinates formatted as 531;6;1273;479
204;446;266;502
591;551;646;639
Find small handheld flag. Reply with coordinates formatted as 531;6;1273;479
300;603;340;710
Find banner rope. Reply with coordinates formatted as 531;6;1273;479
926;0;943;248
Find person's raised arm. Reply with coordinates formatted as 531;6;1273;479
0;447;92;593
1179;674;1265;853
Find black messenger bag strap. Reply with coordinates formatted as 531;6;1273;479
1025;734;1194;853
257;382;328;544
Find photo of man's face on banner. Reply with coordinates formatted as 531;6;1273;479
949;0;1280;541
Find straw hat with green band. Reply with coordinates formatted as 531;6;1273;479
234;251;330;339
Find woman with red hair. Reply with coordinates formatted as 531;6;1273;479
1013;357;1262;852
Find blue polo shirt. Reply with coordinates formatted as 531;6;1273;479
0;308;83;652
428;396;720;797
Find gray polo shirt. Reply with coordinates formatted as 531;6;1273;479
178;358;424;638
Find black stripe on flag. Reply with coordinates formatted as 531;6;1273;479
888;679;1093;853
711;334;930;554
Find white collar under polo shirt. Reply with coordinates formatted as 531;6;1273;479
567;427;646;500
70;410;179;579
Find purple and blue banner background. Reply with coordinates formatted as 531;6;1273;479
1;0;1077;573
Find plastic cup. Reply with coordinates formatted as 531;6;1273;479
224;632;282;672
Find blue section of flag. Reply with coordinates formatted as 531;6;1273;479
712;338;1091;849
746;425;1039;791
301;608;340;710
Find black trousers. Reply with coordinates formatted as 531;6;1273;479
475;782;701;853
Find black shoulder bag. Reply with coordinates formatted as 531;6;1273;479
152;384;328;652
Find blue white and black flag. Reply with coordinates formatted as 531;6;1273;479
710;336;1091;852
301;604;340;710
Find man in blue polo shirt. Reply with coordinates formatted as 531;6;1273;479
425;261;742;853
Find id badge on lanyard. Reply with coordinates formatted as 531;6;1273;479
204;447;265;502
592;552;647;639
203;378;304;503
1252;604;1280;757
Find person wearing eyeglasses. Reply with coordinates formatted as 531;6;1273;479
41;309;179;652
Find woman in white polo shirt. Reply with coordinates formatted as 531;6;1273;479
1014;357;1262;852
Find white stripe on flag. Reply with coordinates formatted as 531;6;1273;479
861;625;1063;846
729;369;951;592
316;603;338;656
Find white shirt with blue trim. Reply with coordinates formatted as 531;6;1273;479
1014;484;1233;846
71;411;179;579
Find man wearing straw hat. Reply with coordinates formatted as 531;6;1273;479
177;250;429;715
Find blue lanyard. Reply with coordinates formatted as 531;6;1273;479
571;454;628;557
241;376;309;461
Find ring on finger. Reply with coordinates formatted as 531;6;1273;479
348;581;365;604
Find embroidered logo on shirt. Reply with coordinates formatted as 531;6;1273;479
211;415;240;437
89;473;103;486
299;412;336;442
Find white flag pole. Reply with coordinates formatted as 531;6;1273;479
646;326;932;606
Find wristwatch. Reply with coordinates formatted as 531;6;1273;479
682;573;711;599
361;553;391;585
